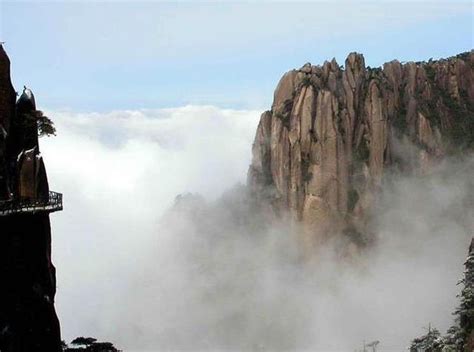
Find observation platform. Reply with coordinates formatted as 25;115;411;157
0;191;63;216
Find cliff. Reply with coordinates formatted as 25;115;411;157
248;51;474;248
0;45;62;351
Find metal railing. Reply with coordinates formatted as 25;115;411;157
0;191;63;216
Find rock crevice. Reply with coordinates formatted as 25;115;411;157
248;51;474;246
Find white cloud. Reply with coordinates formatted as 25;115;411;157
39;105;261;343
38;105;473;350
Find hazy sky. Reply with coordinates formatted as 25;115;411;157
0;1;472;111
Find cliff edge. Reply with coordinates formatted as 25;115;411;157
248;51;474;248
0;45;62;351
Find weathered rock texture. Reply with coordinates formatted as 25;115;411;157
0;45;61;351
248;51;474;247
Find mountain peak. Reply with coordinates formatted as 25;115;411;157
248;51;474;249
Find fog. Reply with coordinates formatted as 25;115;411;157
41;107;473;351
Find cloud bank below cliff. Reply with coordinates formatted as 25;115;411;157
40;106;473;351
40;106;261;344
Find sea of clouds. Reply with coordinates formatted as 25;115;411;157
40;106;473;351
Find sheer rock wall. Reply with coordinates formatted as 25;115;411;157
0;45;61;352
248;51;474;247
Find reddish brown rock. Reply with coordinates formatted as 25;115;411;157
248;51;474;247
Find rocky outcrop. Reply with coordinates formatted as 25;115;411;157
0;46;15;200
0;45;62;351
248;51;474;247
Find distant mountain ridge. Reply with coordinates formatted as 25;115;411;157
247;51;474;249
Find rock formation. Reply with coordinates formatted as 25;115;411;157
248;51;474;248
0;45;62;351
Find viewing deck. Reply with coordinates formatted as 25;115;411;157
0;191;63;216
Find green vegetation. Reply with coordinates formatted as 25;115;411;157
342;226;369;247
347;188;359;212
23;110;56;137
416;62;474;151
410;241;474;351
354;138;370;163
274;111;290;130
393;104;409;135
301;75;312;88
71;337;97;346
441;92;473;151
424;65;436;81
301;157;312;183
366;66;382;73
416;65;441;129
391;81;410;136
274;99;294;130
62;336;121;351
456;51;471;61
409;327;444;352
35;110;56;137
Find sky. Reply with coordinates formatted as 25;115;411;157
0;1;472;112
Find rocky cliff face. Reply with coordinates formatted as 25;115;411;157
248;51;474;248
0;45;61;351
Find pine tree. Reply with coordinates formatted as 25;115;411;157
410;238;474;352
28;110;56;137
409;326;443;352
21;109;56;138
443;238;474;351
64;336;121;352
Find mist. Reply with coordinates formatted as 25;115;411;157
41;107;473;351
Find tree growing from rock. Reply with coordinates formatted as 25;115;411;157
409;326;443;352
62;336;121;352
410;238;474;352
26;110;56;137
442;239;474;351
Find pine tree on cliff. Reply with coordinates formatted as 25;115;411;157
25;109;56;137
410;239;474;351
17;86;56;138
63;336;121;351
409;326;443;352
443;239;474;351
